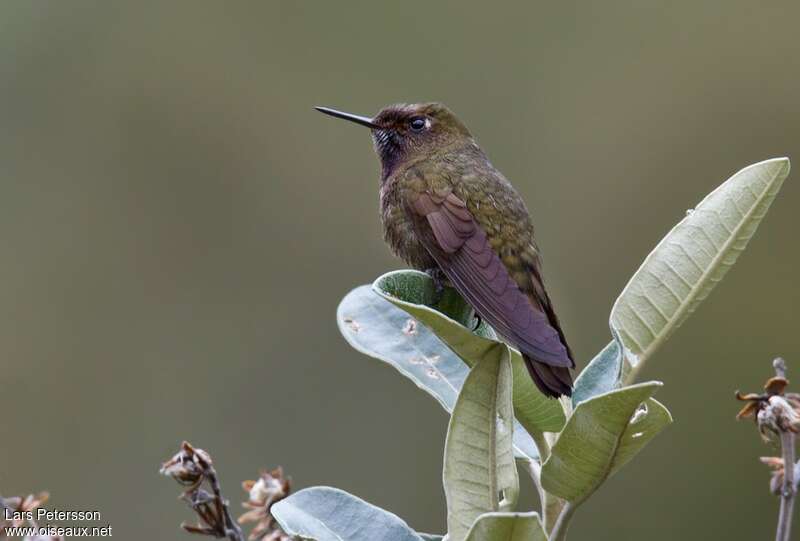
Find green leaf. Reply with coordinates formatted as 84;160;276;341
337;285;539;462
611;397;673;475
541;382;671;503
271;486;424;541
373;268;497;338
374;270;566;436
571;340;622;406
444;346;519;541
417;535;444;541
611;158;790;379
464;512;547;541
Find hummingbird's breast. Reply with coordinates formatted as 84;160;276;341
379;168;438;271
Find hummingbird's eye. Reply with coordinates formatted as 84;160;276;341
409;117;427;132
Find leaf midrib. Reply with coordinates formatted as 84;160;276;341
487;357;499;512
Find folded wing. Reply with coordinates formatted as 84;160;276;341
410;191;573;369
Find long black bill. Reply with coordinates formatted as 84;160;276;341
315;106;380;129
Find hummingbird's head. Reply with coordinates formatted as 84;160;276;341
315;102;473;179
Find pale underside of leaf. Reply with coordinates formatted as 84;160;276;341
541;382;671;503
443;348;519;541
337;284;539;462
271;486;425;541
611;158;789;376
464;512;547;541
571;339;622;406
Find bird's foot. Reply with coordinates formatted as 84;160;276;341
472;313;483;332
425;268;447;304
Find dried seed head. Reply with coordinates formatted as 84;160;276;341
239;468;292;541
735;367;800;433
757;395;800;438
0;491;50;528
160;441;211;487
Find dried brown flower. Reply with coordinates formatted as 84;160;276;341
736;375;800;439
161;441;244;541
160;441;211;489
0;492;64;541
238;468;292;541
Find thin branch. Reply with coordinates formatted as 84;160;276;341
777;430;796;541
160;441;244;541
774;358;796;541
775;357;788;379
204;462;244;541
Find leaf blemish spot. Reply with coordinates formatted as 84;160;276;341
426;367;440;379
343;316;361;333
630;403;648;424
631;432;644;439
402;319;418;336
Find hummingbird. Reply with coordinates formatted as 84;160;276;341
316;103;574;398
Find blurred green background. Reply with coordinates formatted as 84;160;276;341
1;2;798;539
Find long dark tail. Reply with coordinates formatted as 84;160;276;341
523;353;573;398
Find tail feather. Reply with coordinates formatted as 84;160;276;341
524;353;573;398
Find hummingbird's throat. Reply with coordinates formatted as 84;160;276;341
372;129;404;180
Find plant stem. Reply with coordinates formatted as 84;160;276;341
776;430;796;541
772;358;796;541
549;501;576;541
205;465;244;541
0;496;11;521
529;431;565;533
531;432;550;462
542;492;565;535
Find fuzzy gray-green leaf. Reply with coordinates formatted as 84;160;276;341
337;284;539;462
541;382;671;503
443;346;519;541
464;512;547;541
271;486;424;541
611;158;790;378
572;340;622;406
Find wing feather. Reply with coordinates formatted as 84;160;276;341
410;192;572;368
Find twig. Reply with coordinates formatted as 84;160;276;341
777;430;796;541
774;358;796;541
739;359;800;541
203;460;244;541
162;442;294;541
160;441;244;541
